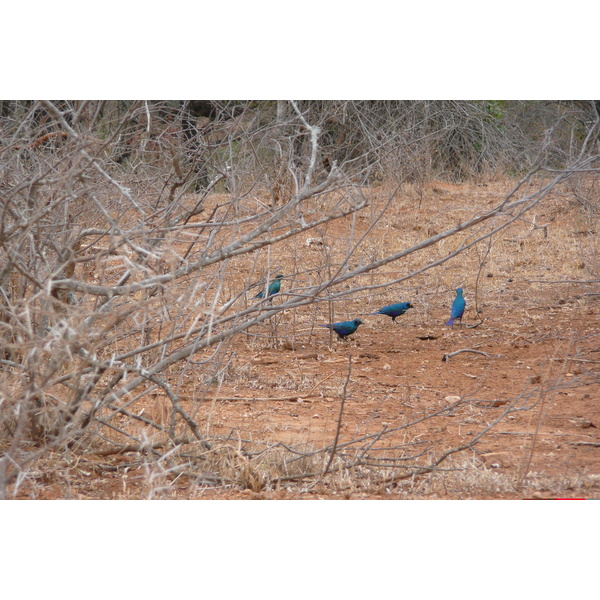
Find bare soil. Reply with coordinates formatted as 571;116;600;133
11;179;600;499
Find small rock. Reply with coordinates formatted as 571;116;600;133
306;237;324;247
444;395;461;403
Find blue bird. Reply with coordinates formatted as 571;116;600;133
370;302;413;323
319;319;364;340
253;273;284;299
446;288;466;327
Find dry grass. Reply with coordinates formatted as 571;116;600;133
4;174;600;499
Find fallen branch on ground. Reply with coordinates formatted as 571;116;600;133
442;348;493;362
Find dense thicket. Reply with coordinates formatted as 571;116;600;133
1;100;596;185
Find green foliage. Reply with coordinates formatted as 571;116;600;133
484;100;506;121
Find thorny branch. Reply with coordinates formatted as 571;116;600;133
1;100;598;497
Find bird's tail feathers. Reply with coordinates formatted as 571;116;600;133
446;318;455;326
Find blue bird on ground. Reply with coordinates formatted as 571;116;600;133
253;274;284;299
370;302;414;323
446;288;466;327
319;319;364;340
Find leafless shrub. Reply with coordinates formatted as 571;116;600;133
1;100;598;498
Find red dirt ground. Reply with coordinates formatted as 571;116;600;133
11;179;600;499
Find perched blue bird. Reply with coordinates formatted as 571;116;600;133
319;319;364;340
370;302;413;323
446;288;466;327
253;274;284;299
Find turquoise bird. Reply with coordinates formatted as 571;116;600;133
370;302;413;323
446;288;466;327
253;273;284;299
319;319;364;340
